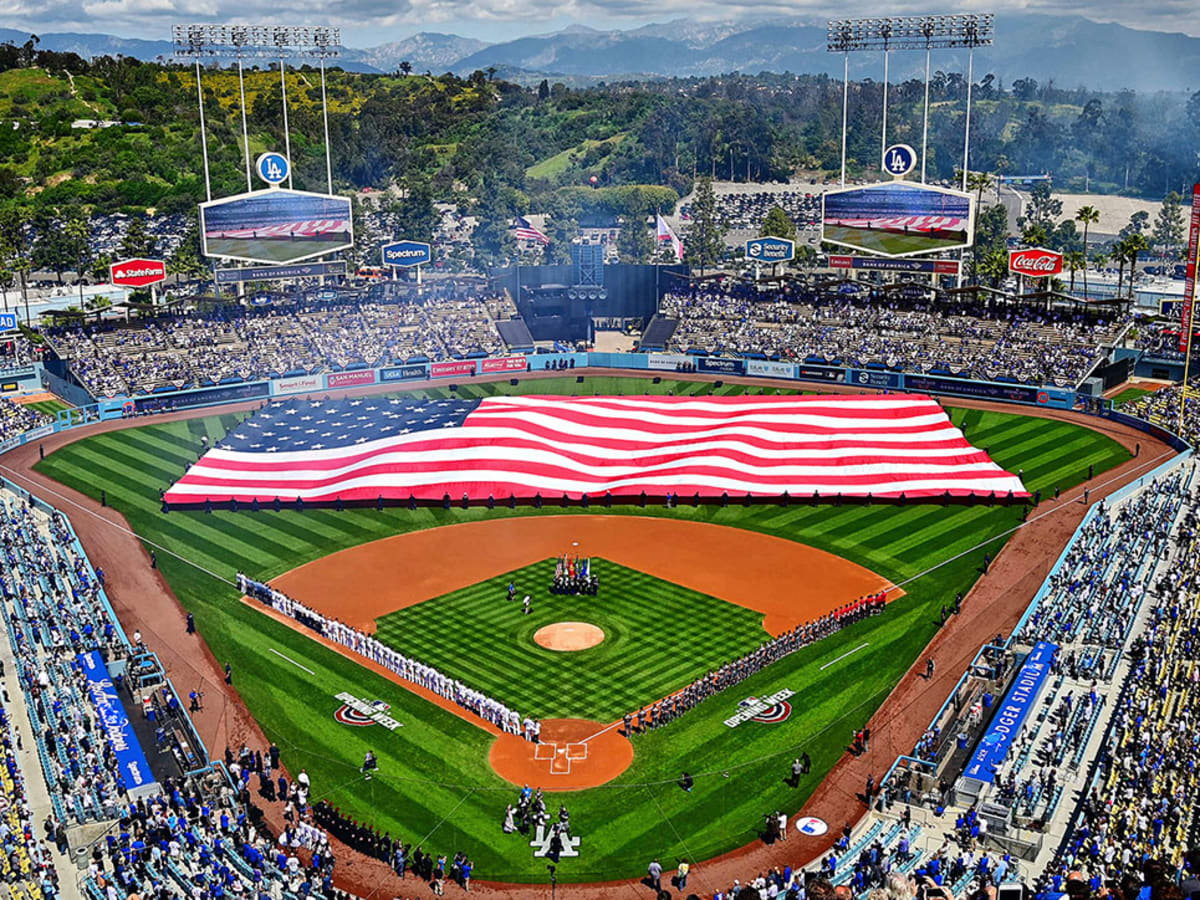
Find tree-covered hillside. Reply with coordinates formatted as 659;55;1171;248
1;37;1198;225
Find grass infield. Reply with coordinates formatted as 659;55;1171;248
34;376;1132;881
375;557;768;722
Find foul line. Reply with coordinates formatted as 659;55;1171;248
269;647;315;675
820;641;869;671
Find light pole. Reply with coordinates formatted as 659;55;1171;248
827;15;994;185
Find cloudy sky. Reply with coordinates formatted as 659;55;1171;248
4;0;1197;44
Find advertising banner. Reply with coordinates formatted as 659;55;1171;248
78;650;155;793
697;357;746;375
1008;247;1063;278
745;237;795;264
1181;183;1200;353
430;360;476;378
905;375;1039;404
823;181;974;259
380;365;429;382
382;241;432;268
272;374;322;396
215;261;347;284
848;369;901;389
326;370;377;389
110;258;167;288
200;189;354;265
828;254;960;275
795;364;844;383
134;382;269;412
746;360;796;379
964;641;1058;783
479;356;529;374
647;353;692;371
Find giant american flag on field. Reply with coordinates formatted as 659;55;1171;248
159;393;1027;508
162;393;1027;505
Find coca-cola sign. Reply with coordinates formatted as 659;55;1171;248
1008;248;1062;277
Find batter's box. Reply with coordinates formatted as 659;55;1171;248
565;743;587;760
533;742;556;761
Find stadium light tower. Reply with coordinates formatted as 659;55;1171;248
827;14;993;184
173;25;343;195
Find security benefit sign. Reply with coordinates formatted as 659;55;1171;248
746;236;795;264
724;688;795;727
333;692;402;731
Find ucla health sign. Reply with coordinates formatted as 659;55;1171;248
964;641;1058;783
382;241;432;268
78;650;156;793
746;236;795;263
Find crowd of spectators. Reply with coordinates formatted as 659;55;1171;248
1122;381;1198;446
660;287;1125;387
238;573;539;741
0;398;53;443
1039;473;1200;894
44;291;511;397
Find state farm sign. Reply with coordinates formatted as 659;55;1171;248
1008;248;1062;278
110;258;167;288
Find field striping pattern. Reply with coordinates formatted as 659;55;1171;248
823;224;966;255
31;376;1133;881
373;557;769;722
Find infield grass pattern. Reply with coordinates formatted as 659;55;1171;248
375;558;767;721
34;376;1133;881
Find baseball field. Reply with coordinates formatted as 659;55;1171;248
822;224;968;256
34;375;1132;883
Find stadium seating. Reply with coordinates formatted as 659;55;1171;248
661;287;1125;387
43;292;512;397
0;398;53;444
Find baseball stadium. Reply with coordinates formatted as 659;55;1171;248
0;15;1198;900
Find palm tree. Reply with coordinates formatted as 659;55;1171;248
1112;236;1130;298
1075;205;1100;298
965;171;993;213
1123;232;1149;297
1064;250;1085;293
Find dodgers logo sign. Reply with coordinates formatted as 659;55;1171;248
382;240;432;268
724;689;795;727
256;152;290;186
883;144;917;178
333;692;402;731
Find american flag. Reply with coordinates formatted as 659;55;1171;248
825;215;966;233
206;219;351;239
163;393;1027;505
513;215;550;245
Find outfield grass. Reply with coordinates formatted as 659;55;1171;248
376;558;767;721
34;376;1132;881
1110;387;1153;406
24;399;72;417
823;224;968;256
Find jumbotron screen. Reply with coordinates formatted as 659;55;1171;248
200;189;354;265
822;181;974;259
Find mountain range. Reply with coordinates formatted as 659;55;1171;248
3;14;1199;93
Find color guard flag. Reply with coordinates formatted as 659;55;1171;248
656;213;683;261
163;393;1027;505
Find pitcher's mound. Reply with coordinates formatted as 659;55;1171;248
534;621;604;651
